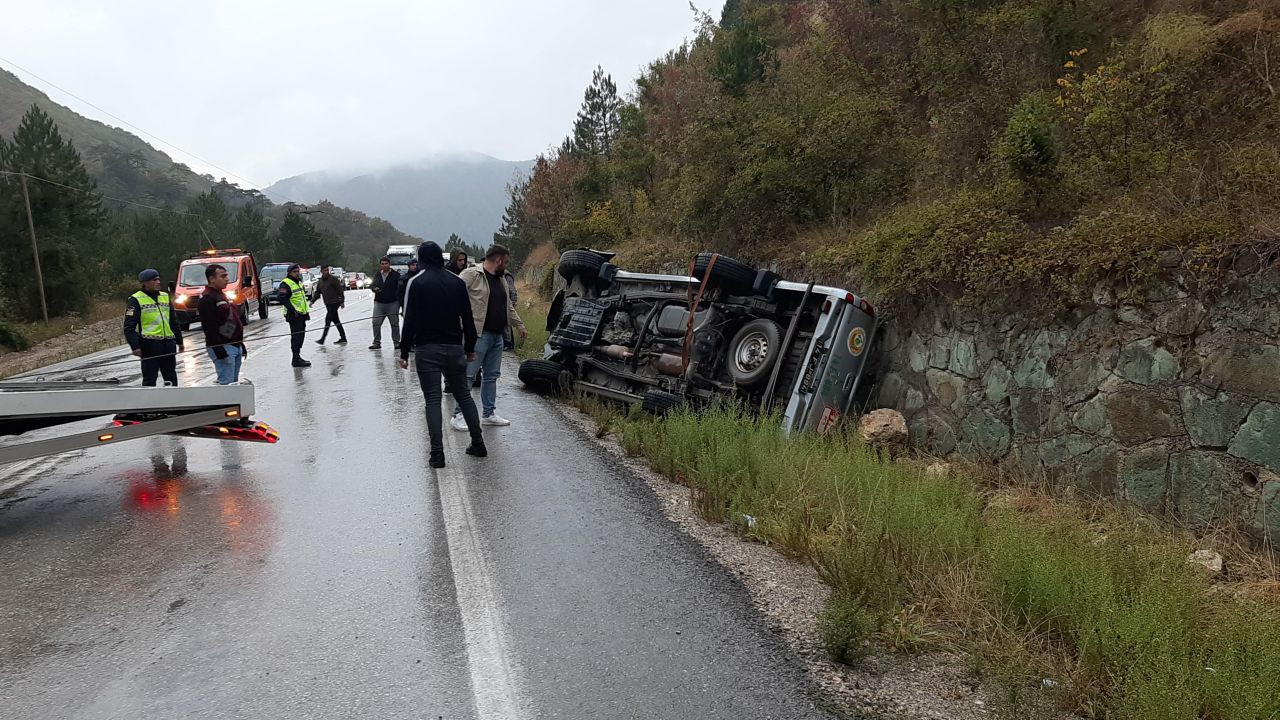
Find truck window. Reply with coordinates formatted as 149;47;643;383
180;262;238;286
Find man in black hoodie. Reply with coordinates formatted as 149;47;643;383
398;241;485;468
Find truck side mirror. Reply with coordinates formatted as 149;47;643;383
167;281;175;294
243;276;253;288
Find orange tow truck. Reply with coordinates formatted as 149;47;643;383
172;249;270;330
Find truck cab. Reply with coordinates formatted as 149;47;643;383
172;250;268;330
385;245;417;275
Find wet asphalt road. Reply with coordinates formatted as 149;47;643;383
0;291;832;719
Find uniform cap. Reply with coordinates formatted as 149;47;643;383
138;269;160;282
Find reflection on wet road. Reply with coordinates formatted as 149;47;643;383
0;291;829;719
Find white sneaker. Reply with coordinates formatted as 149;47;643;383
482;414;511;426
450;414;469;431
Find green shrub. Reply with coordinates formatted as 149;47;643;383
0;320;29;351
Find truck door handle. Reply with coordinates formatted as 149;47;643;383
843;374;856;392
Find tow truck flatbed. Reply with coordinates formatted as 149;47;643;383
0;382;277;465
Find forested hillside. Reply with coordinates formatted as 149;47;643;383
503;0;1280;306
0;68;211;205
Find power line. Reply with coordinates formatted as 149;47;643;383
0;56;267;191
0;169;203;217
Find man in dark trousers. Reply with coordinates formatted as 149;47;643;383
311;264;347;345
398;241;485;469
397;257;418;309
197;263;247;384
276;264;312;368
369;256;401;350
124;268;184;386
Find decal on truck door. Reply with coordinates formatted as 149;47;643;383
817;406;841;435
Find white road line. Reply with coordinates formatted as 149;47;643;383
437;431;527;719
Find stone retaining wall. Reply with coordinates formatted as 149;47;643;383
873;267;1280;543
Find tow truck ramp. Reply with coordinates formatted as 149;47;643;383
0;381;278;465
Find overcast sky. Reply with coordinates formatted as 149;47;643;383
0;0;721;188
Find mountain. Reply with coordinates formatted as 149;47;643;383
265;153;533;248
0;67;212;205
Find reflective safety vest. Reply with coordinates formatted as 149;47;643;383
281;278;310;317
130;291;175;340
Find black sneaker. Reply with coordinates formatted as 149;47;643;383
465;441;488;458
292;357;312;367
336;338;348;344
429;451;446;469
368;344;381;350
316;338;325;345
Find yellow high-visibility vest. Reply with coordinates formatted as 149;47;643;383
281;278;310;316
131;291;175;340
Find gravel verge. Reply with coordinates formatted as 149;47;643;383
555;403;999;720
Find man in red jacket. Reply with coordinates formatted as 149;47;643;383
197;264;247;384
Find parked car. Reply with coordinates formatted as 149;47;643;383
357;272;371;289
344;272;361;289
259;263;293;304
518;250;878;436
172;249;269;330
293;268;313;297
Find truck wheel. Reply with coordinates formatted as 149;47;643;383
693;253;757;296
518;359;566;392
258;298;269;320
240;304;250;325
727;319;784;388
557;250;606;284
641;389;685;416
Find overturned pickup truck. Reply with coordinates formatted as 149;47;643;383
518;249;878;435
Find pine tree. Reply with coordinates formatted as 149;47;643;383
274;208;339;265
571;66;622;157
0;104;106;318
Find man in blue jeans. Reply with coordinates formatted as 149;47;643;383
197;264;247;385
451;244;527;429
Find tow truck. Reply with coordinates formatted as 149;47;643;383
0;380;278;465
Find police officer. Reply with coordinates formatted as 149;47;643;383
276;264;312;368
123;268;184;386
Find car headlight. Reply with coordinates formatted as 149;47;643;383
175;294;188;306
227;289;238;301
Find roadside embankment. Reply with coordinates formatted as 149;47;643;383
0;302;123;379
872;264;1280;546
592;405;1280;719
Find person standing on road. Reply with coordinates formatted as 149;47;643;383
311;265;348;345
501;270;519;351
369;257;401;350
450;244;527;430
398;241;485;468
446;249;468;275
276;264;312;368
197;264;247;385
123;268;184;387
397;257;419;309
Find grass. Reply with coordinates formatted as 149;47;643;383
1;299;121;349
514;280;550;361
614;405;1280;719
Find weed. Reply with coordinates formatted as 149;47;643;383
622;406;1280;718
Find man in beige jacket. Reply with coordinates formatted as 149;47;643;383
451;244;528;428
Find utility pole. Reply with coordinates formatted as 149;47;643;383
19;172;49;324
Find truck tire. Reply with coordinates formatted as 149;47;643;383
727;319;784;389
240;304;250;325
692;253;757;295
641;389;685;416
518;359;566;392
258;298;269;319
557;250;606;284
